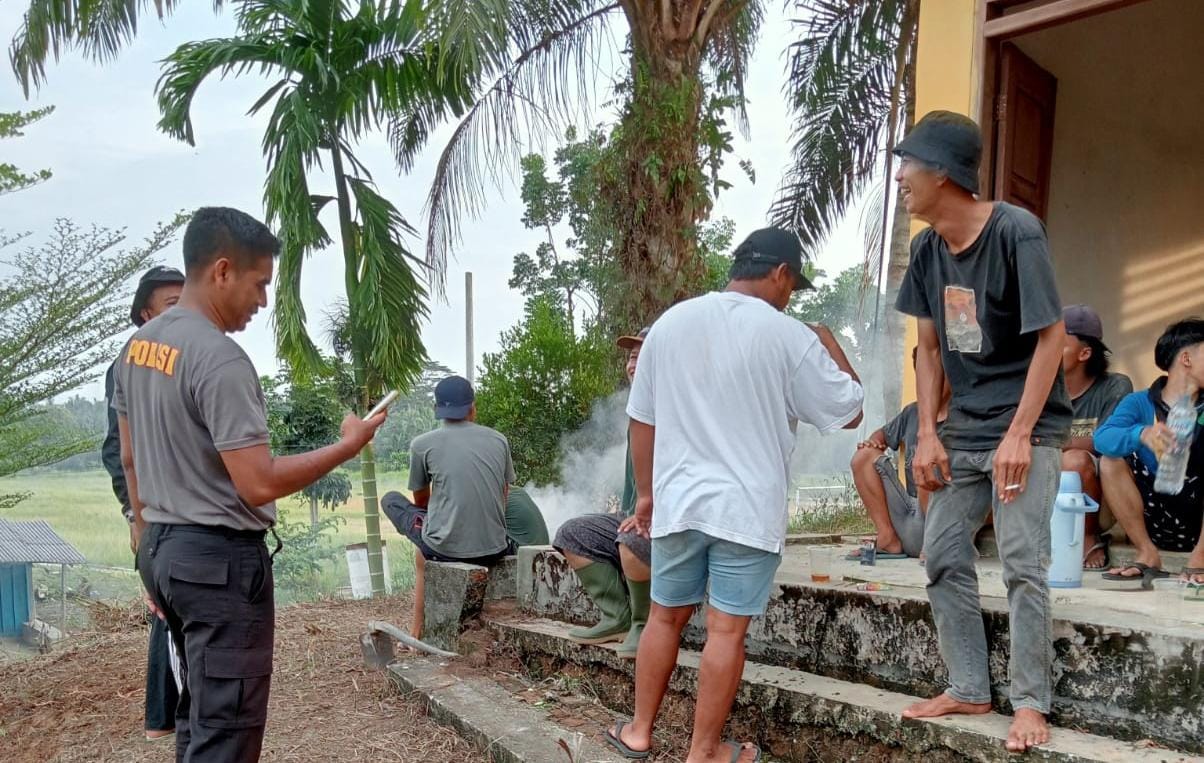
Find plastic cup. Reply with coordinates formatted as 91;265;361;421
809;546;833;584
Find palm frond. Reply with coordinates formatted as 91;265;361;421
346;177;429;390
422;0;620;298
9;0;200;96
770;0;911;256
156;35;290;144
702;0;763;137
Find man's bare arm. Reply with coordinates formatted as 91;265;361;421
221;413;385;507
807;323;864;429
118;416;146;543
915;319;945;436
630;420;654;503
1008;321;1066;439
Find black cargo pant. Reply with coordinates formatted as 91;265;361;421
133;541;182;732
138;523;275;762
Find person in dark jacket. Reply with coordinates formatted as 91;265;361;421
102;265;184;739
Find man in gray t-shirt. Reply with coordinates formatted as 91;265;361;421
381;375;516;640
116;208;384;762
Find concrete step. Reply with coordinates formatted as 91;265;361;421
387;656;628;763
972;527;1195;571
491;615;1200;763
517;545;1204;754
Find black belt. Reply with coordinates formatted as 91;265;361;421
149;522;284;559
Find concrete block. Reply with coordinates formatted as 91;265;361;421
388;657;626;763
485;555;518;601
517;545;602;624
423;562;489;652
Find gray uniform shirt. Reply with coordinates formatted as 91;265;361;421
112;306;275;530
408;422;515;558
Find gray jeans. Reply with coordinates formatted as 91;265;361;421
924;445;1059;714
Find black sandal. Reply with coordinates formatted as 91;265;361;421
605;721;651;760
1102;561;1169;590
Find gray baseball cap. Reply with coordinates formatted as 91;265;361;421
1064;304;1107;350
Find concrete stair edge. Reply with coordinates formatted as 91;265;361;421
387;656;628;763
489;615;1204;763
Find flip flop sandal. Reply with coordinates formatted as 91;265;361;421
605;721;651;760
724;741;762;762
1180;567;1204;585
1082;535;1111;571
1102;562;1169;590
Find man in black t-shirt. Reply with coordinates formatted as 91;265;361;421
1060;304;1132;569
893;111;1071;753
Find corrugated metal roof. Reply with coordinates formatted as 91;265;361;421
0;519;86;565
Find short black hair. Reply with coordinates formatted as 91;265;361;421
728;258;778;282
1072;335;1110;379
182;207;281;275
1155;318;1204;372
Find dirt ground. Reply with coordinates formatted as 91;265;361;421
0;594;481;762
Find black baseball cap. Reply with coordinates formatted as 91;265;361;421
1064;304;1106;350
131;266;186;327
893;110;982;195
732;228;813;291
617;327;650;350
434;375;475;420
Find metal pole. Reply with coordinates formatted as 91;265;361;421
60;564;66;633
465;272;475;383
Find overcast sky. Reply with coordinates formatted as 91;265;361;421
1;3;867;402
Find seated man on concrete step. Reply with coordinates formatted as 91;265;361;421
382;375;516;640
553;328;652;658
1060;304;1132;569
849;348;950;560
1096;318;1204;587
506;485;550;547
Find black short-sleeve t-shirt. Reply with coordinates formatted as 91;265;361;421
895;202;1073;451
1070;373;1133;442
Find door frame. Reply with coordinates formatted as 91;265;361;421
974;0;1158;198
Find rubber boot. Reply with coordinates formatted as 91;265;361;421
567;563;631;644
615;578;649;658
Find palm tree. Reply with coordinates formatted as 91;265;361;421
155;0;476;596
423;0;763;325
770;0;919;415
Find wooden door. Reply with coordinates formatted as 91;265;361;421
993;43;1057;219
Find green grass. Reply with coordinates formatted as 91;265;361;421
2;468;419;603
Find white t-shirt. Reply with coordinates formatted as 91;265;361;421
626;291;864;553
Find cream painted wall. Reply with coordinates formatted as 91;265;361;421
1016;0;1204;389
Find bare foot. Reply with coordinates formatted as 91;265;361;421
902;692;991;719
1082;537;1108;570
1006;708;1049;752
1181;548;1204;584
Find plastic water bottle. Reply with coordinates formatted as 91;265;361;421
1154;396;1197;495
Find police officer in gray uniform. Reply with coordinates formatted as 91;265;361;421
114;207;386;761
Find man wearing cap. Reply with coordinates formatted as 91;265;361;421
116;207;386;761
893;111;1072;752
381;375;518;640
608;228;863;763
102;265;185;740
1061;304;1132;569
553;328;652;657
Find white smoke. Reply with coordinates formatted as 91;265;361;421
524;391;631;537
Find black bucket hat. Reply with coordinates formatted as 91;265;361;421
893;111;982;195
130;266;186;327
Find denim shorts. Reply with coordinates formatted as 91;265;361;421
651;530;782;617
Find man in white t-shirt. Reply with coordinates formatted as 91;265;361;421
605;228;864;763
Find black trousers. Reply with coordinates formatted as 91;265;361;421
138;523;275;763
